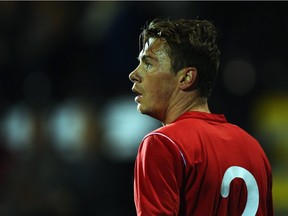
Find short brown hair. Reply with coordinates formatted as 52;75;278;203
140;18;220;97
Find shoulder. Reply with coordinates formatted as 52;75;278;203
143;131;175;144
140;131;187;167
140;131;177;152
152;121;184;136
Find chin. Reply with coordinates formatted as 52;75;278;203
136;103;147;114
137;104;160;120
136;104;144;113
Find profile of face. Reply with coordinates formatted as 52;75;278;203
129;38;180;122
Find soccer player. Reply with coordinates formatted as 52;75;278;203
129;18;273;216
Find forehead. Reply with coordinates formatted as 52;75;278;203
139;38;169;60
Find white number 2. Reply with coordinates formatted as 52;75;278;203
221;166;259;216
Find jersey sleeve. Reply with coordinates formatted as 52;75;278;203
134;133;185;216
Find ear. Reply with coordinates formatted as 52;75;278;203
178;67;198;91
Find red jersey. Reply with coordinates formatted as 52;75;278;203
134;111;273;216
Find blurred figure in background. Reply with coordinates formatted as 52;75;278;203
0;99;137;216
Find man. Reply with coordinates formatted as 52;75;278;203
129;18;273;215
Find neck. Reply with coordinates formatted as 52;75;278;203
162;94;210;125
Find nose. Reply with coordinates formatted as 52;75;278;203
129;67;141;83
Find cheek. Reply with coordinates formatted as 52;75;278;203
148;81;171;102
144;73;176;103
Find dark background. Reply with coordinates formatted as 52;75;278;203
0;1;287;215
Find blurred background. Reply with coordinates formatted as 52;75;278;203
0;1;287;215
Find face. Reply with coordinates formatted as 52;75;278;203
129;38;179;122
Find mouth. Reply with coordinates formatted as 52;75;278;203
132;87;143;102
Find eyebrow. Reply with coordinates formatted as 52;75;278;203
137;55;157;62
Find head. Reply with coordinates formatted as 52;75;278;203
129;18;220;122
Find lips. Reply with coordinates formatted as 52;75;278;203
132;87;141;95
132;87;143;102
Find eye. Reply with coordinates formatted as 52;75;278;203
144;61;152;70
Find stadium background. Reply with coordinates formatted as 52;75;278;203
0;1;287;215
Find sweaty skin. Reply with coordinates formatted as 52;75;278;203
129;38;210;125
